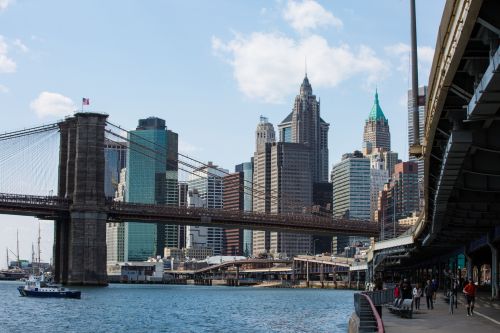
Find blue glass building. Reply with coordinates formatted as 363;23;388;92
123;117;178;261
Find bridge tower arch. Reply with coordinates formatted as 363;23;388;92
54;112;108;286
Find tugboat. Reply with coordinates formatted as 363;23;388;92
17;273;81;299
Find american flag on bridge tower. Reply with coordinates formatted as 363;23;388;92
82;98;90;105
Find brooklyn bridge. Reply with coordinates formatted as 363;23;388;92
0;112;378;285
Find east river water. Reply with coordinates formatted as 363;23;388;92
0;281;354;332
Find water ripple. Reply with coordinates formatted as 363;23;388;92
0;281;353;332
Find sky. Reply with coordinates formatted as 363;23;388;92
0;0;446;268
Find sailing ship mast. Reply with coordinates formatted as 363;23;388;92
37;222;42;273
32;243;35;274
16;229;20;269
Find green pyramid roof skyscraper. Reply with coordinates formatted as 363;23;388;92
368;89;387;122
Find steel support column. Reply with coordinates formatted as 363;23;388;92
466;251;473;280
487;233;499;300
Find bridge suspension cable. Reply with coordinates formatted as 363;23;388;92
0;124;59;196
0;123;59;142
105;122;270;196
105;122;326;216
104;129;279;210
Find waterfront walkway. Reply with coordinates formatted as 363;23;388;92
383;292;500;333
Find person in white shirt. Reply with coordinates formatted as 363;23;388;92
412;283;423;310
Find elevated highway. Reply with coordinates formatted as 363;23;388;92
370;0;500;299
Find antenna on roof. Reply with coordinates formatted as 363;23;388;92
304;56;308;77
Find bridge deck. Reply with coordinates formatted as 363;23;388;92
0;193;380;236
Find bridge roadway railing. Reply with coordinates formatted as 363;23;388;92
0;193;70;214
0;193;379;235
109;201;379;235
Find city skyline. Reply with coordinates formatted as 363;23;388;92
2;1;500;331
0;0;446;266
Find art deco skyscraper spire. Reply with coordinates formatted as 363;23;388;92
362;89;391;154
278;76;329;182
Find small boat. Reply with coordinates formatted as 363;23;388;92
17;273;81;299
0;268;27;281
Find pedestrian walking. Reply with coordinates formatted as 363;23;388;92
451;279;459;309
424;280;434;310
463;279;476;316
413;283;422;310
431;278;438;301
394;283;401;299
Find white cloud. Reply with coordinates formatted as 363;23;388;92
283;0;342;33
30;92;76;118
0;84;8;93
0;36;7;54
13;39;28;53
212;33;388;103
0;0;13;11
385;42;434;83
0;55;15;72
0;35;16;73
179;140;202;154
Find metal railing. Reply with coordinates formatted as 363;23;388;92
353;288;394;333
0;193;379;236
354;293;384;333
363;288;395;306
0;193;70;214
110;202;380;235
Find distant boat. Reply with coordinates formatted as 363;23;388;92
0;268;27;281
17;273;81;299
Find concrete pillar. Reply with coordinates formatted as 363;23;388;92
65;119;77;200
487;233;499;300
52;219;61;283
292;260;296;283
466;256;473;280
306;260;310;287
437;261;442;289
53;121;69;284
320;264;324;288
236;265;240;287
53;218;70;284
333;266;337;288
62;113;108;285
57;121;69;198
492;249;499;300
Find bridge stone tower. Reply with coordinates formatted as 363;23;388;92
54;112;108;286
